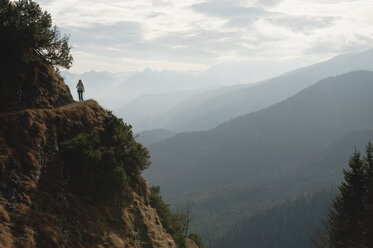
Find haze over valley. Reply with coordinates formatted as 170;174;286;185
61;49;373;246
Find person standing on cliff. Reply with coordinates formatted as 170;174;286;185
76;79;85;102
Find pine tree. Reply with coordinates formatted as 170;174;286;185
363;142;373;245
319;144;373;248
327;151;365;247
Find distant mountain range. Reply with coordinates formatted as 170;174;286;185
135;129;175;147
62;49;373;134
61;60;284;112
145;70;373;196
131;49;373;132
61;68;208;108
118;84;248;132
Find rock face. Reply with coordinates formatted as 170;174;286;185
0;65;188;247
185;239;199;248
0;63;74;113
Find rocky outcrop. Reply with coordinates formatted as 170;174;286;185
0;99;180;248
0;64;200;247
0;63;74;113
185;239;200;248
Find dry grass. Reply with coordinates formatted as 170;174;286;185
0;100;184;248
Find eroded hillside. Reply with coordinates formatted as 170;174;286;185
0;62;198;248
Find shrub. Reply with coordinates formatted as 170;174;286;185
150;186;173;231
60;113;150;199
150;185;187;248
188;233;205;248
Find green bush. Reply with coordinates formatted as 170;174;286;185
150;186;187;248
150;186;173;231
60;113;150;199
188;233;205;248
0;0;73;69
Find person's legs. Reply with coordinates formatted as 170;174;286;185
78;90;82;101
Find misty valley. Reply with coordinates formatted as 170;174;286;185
62;49;373;248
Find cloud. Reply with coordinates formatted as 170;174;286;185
191;0;272;29
256;0;283;6
305;33;373;55
192;1;267;18
191;0;336;32
268;16;336;33
35;0;373;73
63;21;143;47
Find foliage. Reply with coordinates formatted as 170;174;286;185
150;186;173;231
60;113;150;199
206;189;335;248
188;233;205;248
150;185;194;248
317;142;373;247
0;0;73;69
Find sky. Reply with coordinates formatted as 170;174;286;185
36;0;373;74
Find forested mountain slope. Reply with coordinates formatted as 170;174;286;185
209;189;336;248
184;128;373;247
145;70;373;196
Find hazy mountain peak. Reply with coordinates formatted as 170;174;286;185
143;67;153;73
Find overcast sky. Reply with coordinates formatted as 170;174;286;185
37;0;373;73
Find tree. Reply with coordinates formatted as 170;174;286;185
363;142;373;245
183;202;193;238
149;186;202;248
327;151;365;247
317;143;373;247
0;0;73;69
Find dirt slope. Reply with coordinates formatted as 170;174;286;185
0;64;197;247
